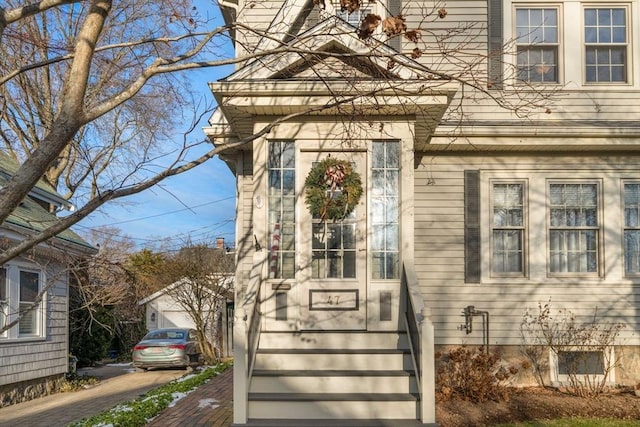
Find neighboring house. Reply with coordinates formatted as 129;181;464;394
206;0;640;425
138;272;235;358
0;153;96;406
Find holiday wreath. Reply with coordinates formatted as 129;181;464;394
304;157;363;221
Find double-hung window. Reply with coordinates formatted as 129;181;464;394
548;182;599;274
515;8;559;83
333;0;372;26
491;182;526;275
584;7;627;83
19;270;40;336
623;182;640;275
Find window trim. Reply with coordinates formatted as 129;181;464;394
0;264;46;340
622;180;640;277
489;180;529;278
546;180;602;277
582;5;630;85
267;140;297;281
514;6;562;84
549;347;616;386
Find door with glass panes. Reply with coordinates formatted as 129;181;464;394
298;151;367;330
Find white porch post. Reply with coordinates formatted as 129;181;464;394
421;306;436;424
233;308;248;424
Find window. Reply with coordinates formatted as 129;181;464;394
584;8;627;83
548;183;599;274
312;220;357;279
333;0;371;26
268;141;296;279
623;182;640;275
515;8;559;83
491;182;526;275
0;268;6;334
550;348;615;386
0;266;45;339
372;141;400;280
558;350;604;375
19;271;40;336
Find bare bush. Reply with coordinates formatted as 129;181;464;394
436;346;517;402
520;301;625;397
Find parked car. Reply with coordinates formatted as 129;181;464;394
132;328;203;371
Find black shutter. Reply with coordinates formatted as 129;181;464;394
487;0;503;89
305;1;320;30
464;170;481;283
388;0;402;51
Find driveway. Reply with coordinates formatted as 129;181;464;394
0;364;185;427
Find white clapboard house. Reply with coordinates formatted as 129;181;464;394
206;0;640;425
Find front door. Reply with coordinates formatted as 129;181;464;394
298;151;367;330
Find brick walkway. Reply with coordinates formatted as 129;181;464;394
147;367;234;427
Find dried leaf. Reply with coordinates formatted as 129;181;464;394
404;30;421;43
438;7;448;18
411;47;422;59
357;13;381;39
387;59;396;70
340;0;361;13
382;15;406;37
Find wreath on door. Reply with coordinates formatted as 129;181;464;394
304;157;363;221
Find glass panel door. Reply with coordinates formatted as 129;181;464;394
298;151;367;330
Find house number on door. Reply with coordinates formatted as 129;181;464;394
309;289;359;311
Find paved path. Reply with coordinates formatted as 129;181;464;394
147;367;233;427
0;365;185;427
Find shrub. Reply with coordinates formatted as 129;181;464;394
520;301;625;397
436;346;516;402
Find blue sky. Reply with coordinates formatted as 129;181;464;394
76;3;237;252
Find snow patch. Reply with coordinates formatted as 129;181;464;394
198;398;220;409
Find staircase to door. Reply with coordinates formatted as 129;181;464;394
243;330;426;426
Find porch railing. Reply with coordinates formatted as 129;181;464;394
402;261;436;424
233;253;264;425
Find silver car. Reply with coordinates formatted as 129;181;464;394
132;328;203;371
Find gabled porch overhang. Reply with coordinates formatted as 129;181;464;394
204;80;459;152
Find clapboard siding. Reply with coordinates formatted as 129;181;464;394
236;0;286;56
415;153;640;347
237;152;255;298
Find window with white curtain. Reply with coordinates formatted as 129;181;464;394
548;182;599;274
623;182;640;275
491;182;526;275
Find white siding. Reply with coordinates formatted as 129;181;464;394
415;154;640;346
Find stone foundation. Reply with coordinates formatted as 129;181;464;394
0;374;66;408
435;344;640;388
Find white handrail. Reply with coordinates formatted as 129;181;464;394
402;261;436;424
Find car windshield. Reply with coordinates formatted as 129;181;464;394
144;330;185;340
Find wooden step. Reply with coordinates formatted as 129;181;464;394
247;392;419;419
258;331;410;350
237;419;433;426
250;369;418;394
254;349;413;371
